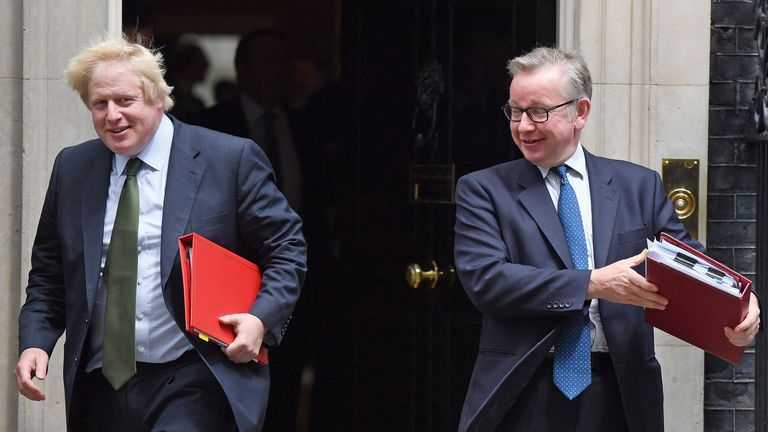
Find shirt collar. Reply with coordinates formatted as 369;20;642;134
535;143;587;179
240;93;265;121
114;114;174;175
240;93;284;123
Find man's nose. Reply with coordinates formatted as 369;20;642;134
105;101;122;121
517;113;537;131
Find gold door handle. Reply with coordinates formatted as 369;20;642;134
406;260;455;289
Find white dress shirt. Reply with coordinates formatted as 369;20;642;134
537;144;610;352
240;94;303;210
86;114;192;372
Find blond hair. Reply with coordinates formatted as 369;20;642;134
507;47;592;100
65;36;174;111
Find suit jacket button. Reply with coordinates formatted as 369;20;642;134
546;303;553;309
565;301;572;307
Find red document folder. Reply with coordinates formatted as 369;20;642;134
645;232;751;364
179;233;269;364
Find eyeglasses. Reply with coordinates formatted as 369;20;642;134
501;99;577;123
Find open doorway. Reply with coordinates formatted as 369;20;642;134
123;1;556;430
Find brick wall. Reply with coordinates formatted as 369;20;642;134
706;1;759;431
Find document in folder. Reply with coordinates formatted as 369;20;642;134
178;233;269;364
644;232;751;364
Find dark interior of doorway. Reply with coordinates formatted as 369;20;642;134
122;1;556;431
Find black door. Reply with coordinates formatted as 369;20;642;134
122;1;556;430
335;1;556;430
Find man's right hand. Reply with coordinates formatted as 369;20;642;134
15;348;49;401
587;250;668;310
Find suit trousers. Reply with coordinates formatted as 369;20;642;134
69;350;236;432
497;353;629;432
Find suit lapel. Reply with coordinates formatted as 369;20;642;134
585;152;620;268
160;119;204;289
81;145;113;312
515;163;573;268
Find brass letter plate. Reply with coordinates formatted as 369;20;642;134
662;158;699;239
409;164;455;204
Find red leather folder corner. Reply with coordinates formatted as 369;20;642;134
645;232;751;364
179;233;269;364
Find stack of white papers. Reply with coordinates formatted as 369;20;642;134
646;238;741;296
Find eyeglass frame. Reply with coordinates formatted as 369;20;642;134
501;99;578;123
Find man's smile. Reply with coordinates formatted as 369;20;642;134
108;126;130;134
520;137;544;145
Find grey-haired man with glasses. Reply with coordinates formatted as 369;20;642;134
454;46;761;431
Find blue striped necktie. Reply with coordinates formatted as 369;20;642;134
552;164;591;399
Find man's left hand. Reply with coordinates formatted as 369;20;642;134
725;292;761;347
219;313;267;363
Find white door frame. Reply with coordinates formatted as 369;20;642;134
558;1;709;430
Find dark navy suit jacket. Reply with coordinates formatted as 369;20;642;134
18;116;307;432
454;149;701;432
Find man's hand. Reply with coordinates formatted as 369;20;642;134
219;313;267;364
587;250;668;310
15;348;49;401
725;292;761;347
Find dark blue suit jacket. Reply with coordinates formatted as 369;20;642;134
18;116;307;432
454;149;701;432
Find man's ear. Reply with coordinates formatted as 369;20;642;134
574;98;591;131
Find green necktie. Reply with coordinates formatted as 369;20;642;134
102;157;142;390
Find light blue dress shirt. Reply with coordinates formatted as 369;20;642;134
86;115;192;372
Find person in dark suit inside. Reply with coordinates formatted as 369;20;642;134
453;47;761;432
14;37;306;432
189;29;303;212
191;29;341;432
